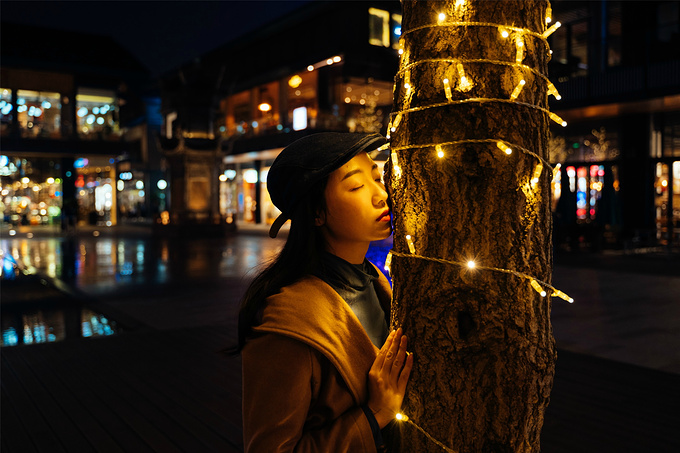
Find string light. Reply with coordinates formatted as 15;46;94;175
389;251;573;305
542;21;561;38
548;111;567;127
515;34;525;63
456;63;474;92
496;141;513;155
405;235;416;254
443;78;453;101
391;151;402;179
509;79;526;101
387;9;570;451
552;289;575;303
530;279;547;297
390;138;552;170
547;81;562;100
531;161;544;185
395;412;458;453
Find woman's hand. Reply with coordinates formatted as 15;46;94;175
367;328;414;428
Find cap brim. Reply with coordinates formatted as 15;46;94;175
269;214;289;238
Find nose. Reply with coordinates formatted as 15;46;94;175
372;179;388;208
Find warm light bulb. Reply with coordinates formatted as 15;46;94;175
467;260;476;269
436;145;444;158
496;141;513;155
396;412;408;421
543;21;561;38
515;35;525;63
549;112;567;127
552;289;574;303
547;82;562;100
443;78;453;101
385;252;392;274
392;113;402;130
456;63;473;92
499;27;510;38
531;162;544;185
530;279;547;297
510;79;526;101
546;3;552;23
405;235;416;254
438;13;446;22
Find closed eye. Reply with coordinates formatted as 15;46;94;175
350;185;364;191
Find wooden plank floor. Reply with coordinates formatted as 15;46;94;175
2;327;679;452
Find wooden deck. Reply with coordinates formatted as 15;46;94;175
2;327;679;452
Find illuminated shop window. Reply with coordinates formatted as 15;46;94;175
342;77;393;133
76;88;119;140
224;90;252;137
256;81;280;134
369;8;390;47
391;14;403;49
16;90;61;139
288;70;317;131
0;88;12;137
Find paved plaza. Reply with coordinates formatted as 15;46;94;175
1;223;679;452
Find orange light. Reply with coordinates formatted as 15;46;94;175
258;103;272;112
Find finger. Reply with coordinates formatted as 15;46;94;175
390;335;408;378
397;351;414;393
373;330;395;371
382;328;402;371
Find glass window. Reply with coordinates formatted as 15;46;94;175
662;114;680;157
16;90;61;139
255;81;280;134
391;14;403;49
550;4;589;78
369;8;390;47
1;88;12;137
224;90;252;137
288;70;318;131
608;1;622;67
76;88;119;140
549;127;620;163
341;77;393;134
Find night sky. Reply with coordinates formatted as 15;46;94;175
1;0;311;76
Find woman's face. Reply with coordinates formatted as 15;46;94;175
318;152;391;262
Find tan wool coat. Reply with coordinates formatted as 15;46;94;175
242;267;392;452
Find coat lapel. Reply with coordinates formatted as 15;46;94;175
254;271;391;404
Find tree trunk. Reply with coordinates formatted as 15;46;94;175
387;1;557;451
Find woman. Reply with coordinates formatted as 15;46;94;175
235;132;413;452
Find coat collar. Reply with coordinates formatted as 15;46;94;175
253;265;392;404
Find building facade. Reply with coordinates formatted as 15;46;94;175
160;1;401;229
0;23;162;229
160;0;679;249
549;0;680;250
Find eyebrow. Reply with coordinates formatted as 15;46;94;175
341;164;378;181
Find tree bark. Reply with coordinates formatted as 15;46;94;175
387;1;556;451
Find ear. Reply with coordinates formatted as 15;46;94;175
315;210;326;227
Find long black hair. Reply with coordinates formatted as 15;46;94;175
228;176;329;354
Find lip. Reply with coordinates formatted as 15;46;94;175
377;209;391;222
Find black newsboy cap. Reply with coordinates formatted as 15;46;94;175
267;132;387;238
